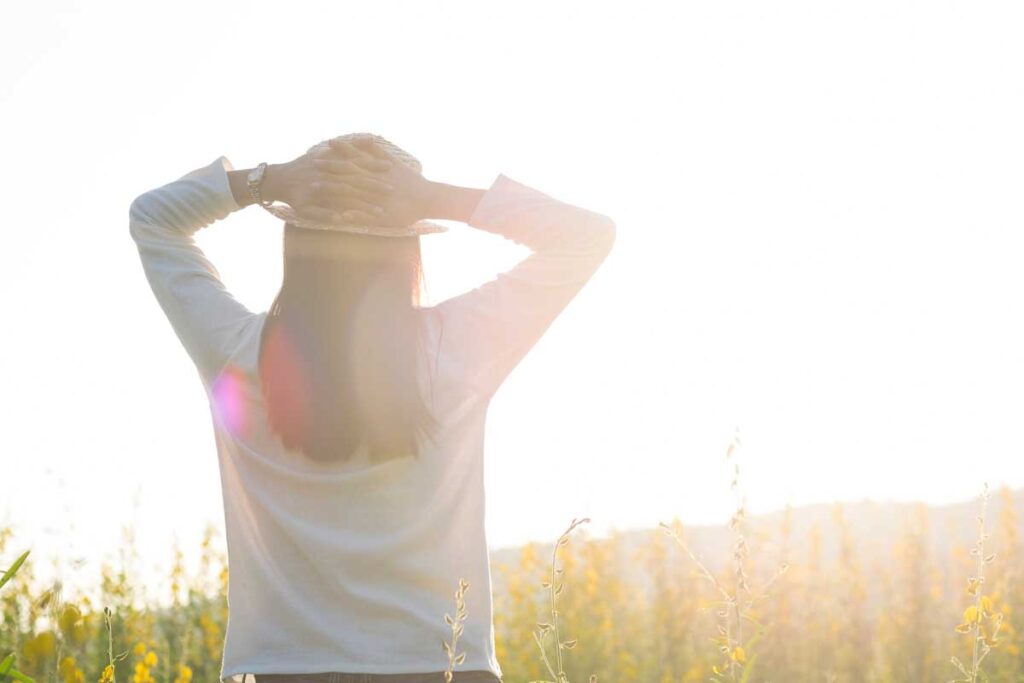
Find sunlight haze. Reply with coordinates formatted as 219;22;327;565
3;0;1024;598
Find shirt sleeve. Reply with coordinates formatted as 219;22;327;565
129;155;259;385
432;173;616;397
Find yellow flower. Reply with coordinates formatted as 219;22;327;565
59;604;83;635
132;665;155;683
133;642;147;657
683;664;704;682
173;664;194;683
980;595;994;616
35;630;57;657
21;637;38;664
59;655;77;679
963;605;980;624
99;664;115;683
71;621;89;646
144;651;158;668
731;646;747;664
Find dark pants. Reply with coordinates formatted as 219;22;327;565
253;672;501;683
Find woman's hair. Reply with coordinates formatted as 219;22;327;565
258;223;438;464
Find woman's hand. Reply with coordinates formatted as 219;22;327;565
313;137;438;228
263;140;396;225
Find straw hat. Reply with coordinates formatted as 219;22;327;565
261;132;448;237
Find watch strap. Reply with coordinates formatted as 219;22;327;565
247;162;273;208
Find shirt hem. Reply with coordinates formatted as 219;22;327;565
222;659;503;680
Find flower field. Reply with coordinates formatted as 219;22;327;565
3;485;1023;683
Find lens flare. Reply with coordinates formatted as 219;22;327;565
211;364;250;438
258;320;313;451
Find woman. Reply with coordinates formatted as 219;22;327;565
129;133;616;683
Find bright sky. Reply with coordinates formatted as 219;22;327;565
3;0;1024;598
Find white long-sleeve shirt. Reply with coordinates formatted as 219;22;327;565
129;155;615;683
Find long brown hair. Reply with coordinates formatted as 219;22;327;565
258;223;438;464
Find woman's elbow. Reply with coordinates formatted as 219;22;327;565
128;193;163;241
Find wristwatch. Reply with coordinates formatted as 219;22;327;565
246;162;273;208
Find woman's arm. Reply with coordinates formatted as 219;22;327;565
131;143;395;385
429;173;617;397
228;145;394;217
339;138;616;396
130;156;259;385
226;166;276;208
422;181;487;224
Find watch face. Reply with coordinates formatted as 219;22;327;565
248;168;262;184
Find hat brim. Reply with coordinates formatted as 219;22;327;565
263;203;447;237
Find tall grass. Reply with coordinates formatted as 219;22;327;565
2;480;1022;682
950;483;1005;683
442;578;470;683
531;517;595;683
1;548;33;682
658;431;788;682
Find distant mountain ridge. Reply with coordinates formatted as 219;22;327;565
488;488;1024;594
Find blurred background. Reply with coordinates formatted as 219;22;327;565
3;0;1024;601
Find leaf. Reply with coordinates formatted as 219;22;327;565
739;653;759;683
950;656;970;677
743;631;764;652
0;551;29;592
34;589;54;610
560;639;578;649
454;652;466;665
740;614;767;632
